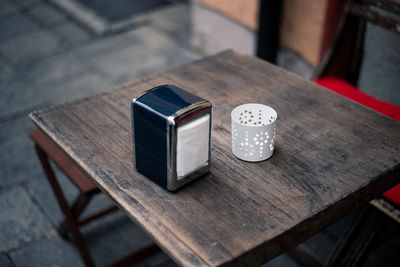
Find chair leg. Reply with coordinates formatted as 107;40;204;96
35;144;96;267
345;210;384;267
59;193;93;238
324;206;370;267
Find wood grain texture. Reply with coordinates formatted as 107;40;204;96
29;50;400;266
351;3;400;34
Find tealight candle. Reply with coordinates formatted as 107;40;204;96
231;103;277;162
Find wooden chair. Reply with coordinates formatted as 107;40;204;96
311;0;400;266
30;129;160;266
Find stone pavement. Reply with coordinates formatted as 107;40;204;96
0;0;398;266
0;0;201;266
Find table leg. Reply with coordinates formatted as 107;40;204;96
324;206;369;267
35;144;96;267
59;192;93;238
345;209;384;267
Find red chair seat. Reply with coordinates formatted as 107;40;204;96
315;76;400;206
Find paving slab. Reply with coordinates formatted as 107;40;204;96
10;234;84;267
26;2;68;27
25;172;79;226
0;12;40;41
0;78;47;120
26;169;123;226
123;25;178;51
38;71;112;105
130;45;200;84
81;211;151;266
146;3;191;45
87;29;200;85
26;173;158;265
0;30;62;66
0;56;16;82
84;41;158;85
80;192;115;219
102;210;152;248
161;45;200;67
27;168;175;266
0;252;15;267
0;116;43;188
0;0;18;17
74;33;133;59
0;186;54;252
191;3;255;56
24;50;93;87
51;22;92;48
9;0;42;9
26;171;166;266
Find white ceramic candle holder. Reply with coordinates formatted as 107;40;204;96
231;103;277;162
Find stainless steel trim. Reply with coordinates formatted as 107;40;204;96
166;102;212;191
166;116;175;189
167;162;210;191
208;106;213;170
172;101;211;121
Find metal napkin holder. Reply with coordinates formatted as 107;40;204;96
131;84;212;191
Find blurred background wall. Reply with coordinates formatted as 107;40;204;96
192;0;326;65
191;0;400;105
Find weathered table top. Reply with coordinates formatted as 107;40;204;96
30;50;400;266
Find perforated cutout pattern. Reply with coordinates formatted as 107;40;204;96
231;104;277;162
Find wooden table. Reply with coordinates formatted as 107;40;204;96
30;50;400;266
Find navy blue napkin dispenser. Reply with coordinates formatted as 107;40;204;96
131;85;212;191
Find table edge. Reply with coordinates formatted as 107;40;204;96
29;111;211;267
